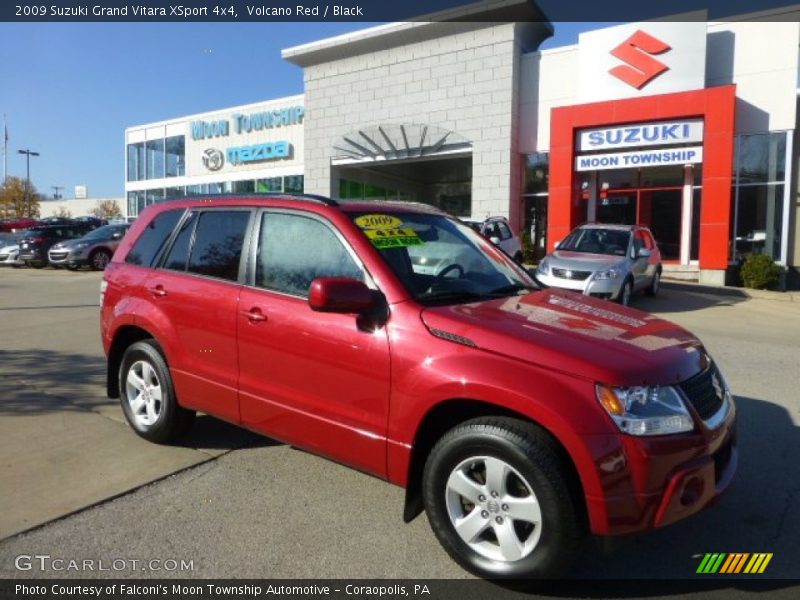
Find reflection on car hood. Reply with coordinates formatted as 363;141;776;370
421;289;705;386
544;250;625;272
50;239;82;250
0;244;19;253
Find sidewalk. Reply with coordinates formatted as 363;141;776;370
661;278;800;303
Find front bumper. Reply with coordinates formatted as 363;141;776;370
584;397;737;536
536;270;624;300
0;252;22;266
48;248;88;266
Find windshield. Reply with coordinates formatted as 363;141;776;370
350;211;536;305
558;228;631;256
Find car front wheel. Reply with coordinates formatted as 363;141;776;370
645;270;661;297
617;278;633;306
422;417;582;579
90;249;112;270
119;340;195;443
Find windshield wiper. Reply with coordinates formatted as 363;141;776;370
486;283;536;296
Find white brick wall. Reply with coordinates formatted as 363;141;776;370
300;22;529;226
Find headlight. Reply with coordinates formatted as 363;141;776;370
596;384;694;436
537;258;551;275
594;268;620;280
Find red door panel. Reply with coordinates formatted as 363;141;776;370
238;288;391;477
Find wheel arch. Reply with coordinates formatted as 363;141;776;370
402;398;588;533
106;325;157;398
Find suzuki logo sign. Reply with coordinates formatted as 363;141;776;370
578;20;706;102
609;30;671;89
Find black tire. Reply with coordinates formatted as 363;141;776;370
28;260;45;269
118;340;195;443
66;264;80;271
617;278;633;306
645;269;661;297
422;417;583;579
89;248;112;271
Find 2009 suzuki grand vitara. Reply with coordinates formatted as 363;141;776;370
101;195;736;578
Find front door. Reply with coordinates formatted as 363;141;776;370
238;210;391;477
638;189;682;261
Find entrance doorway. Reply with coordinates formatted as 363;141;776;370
597;188;683;260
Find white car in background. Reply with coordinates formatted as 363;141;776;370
464;216;523;262
0;234;23;267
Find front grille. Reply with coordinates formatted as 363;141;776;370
679;364;725;421
0;254;7;261
552;268;591;281
49;252;68;260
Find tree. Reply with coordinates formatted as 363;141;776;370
53;206;73;218
91;199;123;219
0;176;41;218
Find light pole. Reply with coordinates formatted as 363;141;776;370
18;149;39;217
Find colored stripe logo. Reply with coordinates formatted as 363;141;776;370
696;553;773;574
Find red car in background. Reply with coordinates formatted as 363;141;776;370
0;217;37;232
100;196;737;579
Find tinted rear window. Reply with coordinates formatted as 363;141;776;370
187;211;249;282
125;209;183;267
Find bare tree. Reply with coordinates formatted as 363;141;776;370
53;206;73;218
91;199;123;219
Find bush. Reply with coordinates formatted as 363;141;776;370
739;253;781;290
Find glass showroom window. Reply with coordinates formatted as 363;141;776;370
127;143;144;182
145;188;165;208
732;132;790;263
232;180;255;193
522;153;549;260
257;177;282;192
284;175;304;193
145;139;165;180
165;136;185;177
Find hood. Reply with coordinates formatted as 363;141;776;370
420;290;706;386
0;243;18;252
544;250;624;272
51;239;82;250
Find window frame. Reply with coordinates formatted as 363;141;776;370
244;208;373;300
154;207;255;285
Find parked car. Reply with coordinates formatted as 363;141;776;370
0;233;24;267
535;223;662;306
48;224;130;270
72;215;108;229
101;196;735;579
0;217;37;233
464;216;523;262
17;223;95;268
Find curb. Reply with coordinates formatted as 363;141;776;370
661;279;799;302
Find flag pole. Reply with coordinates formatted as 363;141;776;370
2;113;7;183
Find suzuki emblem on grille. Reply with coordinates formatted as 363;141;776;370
711;373;724;401
609;30;671;89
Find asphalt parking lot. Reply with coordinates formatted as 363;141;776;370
0;267;798;585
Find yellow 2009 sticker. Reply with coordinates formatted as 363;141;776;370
354;214;403;230
364;227;424;249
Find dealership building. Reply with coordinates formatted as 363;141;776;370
125;0;800;287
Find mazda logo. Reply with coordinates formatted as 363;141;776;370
202;148;224;171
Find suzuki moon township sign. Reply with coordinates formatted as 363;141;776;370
578;20;707;102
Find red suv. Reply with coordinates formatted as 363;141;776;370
101;196;737;579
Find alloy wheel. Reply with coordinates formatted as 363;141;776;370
125;360;163;427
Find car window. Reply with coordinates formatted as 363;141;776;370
559;228;631;256
187;211;250;282
256;212;363;297
163;212;197;272
125;209;183;267
496;221;512;241
644;231;656;250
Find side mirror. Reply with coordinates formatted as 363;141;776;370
637;248;651;259
309;277;377;314
489;236;501;245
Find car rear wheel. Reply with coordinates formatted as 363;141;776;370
422;417;582;579
617;278;633;306
90;249;112;270
645;270;661;297
119;340;195;443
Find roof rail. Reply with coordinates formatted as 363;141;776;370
176;192;339;206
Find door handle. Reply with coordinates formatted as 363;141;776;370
242;308;267;323
148;285;167;298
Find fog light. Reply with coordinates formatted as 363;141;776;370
680;476;704;506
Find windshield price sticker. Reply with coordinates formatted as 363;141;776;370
355;214;403;230
365;228;424;249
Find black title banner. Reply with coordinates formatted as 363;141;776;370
2;0;799;23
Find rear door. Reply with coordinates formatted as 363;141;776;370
237;209;391;476
144;209;252;423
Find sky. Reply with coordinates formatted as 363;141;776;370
0;21;610;199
